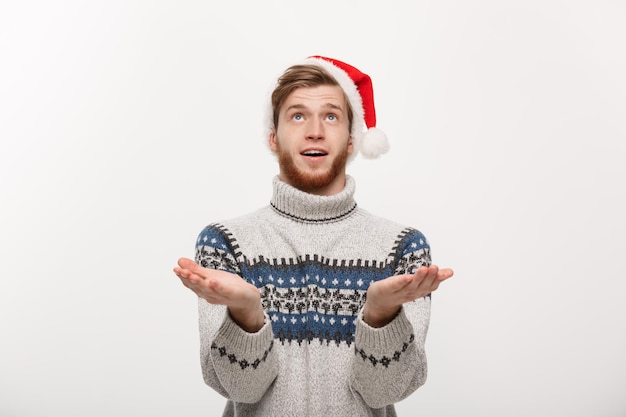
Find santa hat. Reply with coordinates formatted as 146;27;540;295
270;55;390;159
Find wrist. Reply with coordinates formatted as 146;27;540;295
362;303;401;328
229;292;265;333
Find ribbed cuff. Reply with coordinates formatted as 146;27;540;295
217;311;273;353
356;306;414;350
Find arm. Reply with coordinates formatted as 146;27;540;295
350;230;453;408
173;226;277;403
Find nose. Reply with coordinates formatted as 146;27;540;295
306;118;324;140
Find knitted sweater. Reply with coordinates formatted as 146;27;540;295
193;176;433;417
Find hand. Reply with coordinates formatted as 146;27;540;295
173;257;265;332
362;265;454;328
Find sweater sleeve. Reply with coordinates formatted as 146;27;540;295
195;225;278;403
350;228;432;409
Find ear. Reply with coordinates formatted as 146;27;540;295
347;135;354;155
269;129;278;152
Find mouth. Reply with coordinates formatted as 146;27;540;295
301;149;328;158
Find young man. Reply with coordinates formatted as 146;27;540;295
173;56;454;416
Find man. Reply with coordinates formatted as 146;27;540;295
173;56;454;416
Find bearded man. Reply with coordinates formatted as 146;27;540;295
174;56;454;417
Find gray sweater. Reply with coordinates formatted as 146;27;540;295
194;176;433;416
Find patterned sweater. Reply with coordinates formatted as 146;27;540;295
193;175;432;417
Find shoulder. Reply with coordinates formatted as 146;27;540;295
396;227;430;253
353;208;430;263
355;208;428;241
195;207;271;247
393;228;432;273
195;223;231;249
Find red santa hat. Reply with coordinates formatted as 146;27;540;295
269;56;390;159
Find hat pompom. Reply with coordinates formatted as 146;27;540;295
359;127;389;159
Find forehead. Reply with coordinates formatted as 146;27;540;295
282;85;348;110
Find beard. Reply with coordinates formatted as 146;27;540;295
276;141;350;193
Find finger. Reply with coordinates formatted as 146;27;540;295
411;265;438;285
173;267;190;280
419;265;440;291
175;268;206;288
177;257;199;271
175;271;194;286
175;270;197;290
173;267;192;278
179;277;193;289
414;264;437;277
402;267;427;294
385;274;414;292
187;272;208;286
173;267;187;281
178;258;211;280
437;268;454;281
420;267;454;295
177;273;221;301
401;266;438;298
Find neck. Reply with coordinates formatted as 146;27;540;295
270;175;357;223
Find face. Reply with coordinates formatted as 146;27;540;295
269;85;353;196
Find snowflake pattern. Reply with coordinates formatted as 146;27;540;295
196;246;240;273
355;334;415;368
395;247;431;275
211;340;274;370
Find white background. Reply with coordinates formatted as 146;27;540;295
1;1;625;416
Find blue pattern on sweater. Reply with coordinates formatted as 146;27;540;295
195;224;431;345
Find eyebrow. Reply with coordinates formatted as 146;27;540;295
284;103;345;113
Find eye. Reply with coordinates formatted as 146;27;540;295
326;114;337;121
292;113;303;121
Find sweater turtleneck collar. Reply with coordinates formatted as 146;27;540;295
270;175;357;223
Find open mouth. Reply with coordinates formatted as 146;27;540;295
301;150;328;157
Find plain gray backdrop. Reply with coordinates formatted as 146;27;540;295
1;1;625;416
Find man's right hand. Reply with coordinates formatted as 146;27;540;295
174;257;265;333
